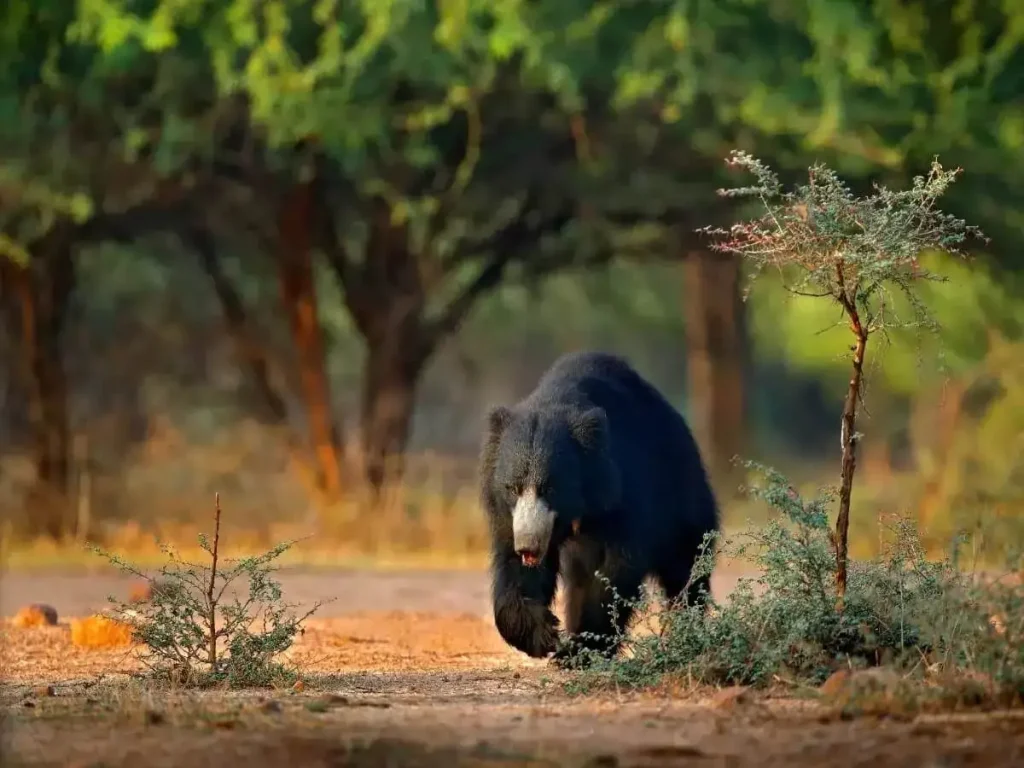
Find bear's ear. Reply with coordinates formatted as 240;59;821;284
486;406;513;439
570;407;610;452
479;406;513;488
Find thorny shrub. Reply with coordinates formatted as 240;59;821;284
563;462;1024;707
89;494;325;687
699;150;986;601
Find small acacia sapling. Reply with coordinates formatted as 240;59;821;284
89;493;327;686
699;151;986;602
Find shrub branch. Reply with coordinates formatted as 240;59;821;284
206;493;222;673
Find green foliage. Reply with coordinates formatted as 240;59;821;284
88;496;325;688
3;0;1021;274
563;463;1024;705
912;336;1024;548
0;3;99;244
703;150;985;334
748;251;1024;395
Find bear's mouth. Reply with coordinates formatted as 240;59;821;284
518;549;542;567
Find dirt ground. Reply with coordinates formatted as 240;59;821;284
3;568;1024;767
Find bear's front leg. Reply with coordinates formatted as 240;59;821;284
491;551;560;658
550;550;646;669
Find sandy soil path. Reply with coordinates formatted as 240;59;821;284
0;567;751;620
3;568;1023;767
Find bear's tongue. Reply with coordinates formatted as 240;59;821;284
520;552;541;567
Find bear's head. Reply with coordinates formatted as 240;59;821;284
482;404;621;567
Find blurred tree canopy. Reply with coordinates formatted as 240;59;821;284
1;0;1022;538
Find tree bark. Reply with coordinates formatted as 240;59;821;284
360;326;427;495
275;181;345;503
319;191;572;497
4;232;75;539
835;325;867;602
350;200;431;496
190;229;335;508
834;268;869;604
683;250;747;497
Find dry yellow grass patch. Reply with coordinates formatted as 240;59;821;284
69;614;137;649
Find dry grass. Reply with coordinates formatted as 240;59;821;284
3;420;1015;574
0;434;491;570
0;459;491;572
0;538;492;575
68;615;136;649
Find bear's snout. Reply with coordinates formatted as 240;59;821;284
512;487;555;567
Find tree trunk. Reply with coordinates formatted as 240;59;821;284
360;326;427;496
322;193;532;498
190;229;333;510
325;198;433;498
275;181;345;503
835;323;867;603
683;250;747;497
5;234;75;539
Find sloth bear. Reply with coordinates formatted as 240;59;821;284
479;351;720;662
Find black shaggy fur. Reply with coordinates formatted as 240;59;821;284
479;351;720;662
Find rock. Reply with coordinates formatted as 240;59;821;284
710;685;751;711
820;668;901;701
128;579;177;603
819;669;853;697
128;582;153;603
32;685;55;698
818;667;916;719
12;603;58;627
144;709;165;726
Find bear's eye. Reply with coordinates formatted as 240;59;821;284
505;481;522;496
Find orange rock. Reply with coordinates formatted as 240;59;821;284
128;582;153;603
128;579;176;603
819;669;853;697
11;603;58;627
69;615;136;649
710;685;750;711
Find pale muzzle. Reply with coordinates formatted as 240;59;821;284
511;487;555;567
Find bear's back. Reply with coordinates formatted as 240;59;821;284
524;351;700;474
523;351;716;537
527;351;680;431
